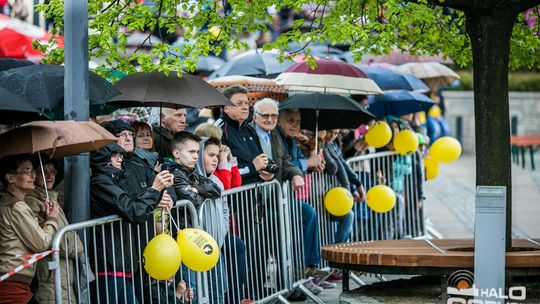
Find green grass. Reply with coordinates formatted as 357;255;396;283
452;71;540;91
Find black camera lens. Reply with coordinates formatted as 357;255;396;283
265;160;280;174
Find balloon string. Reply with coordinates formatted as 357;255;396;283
168;209;180;233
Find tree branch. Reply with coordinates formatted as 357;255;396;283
401;0;471;12
508;0;540;15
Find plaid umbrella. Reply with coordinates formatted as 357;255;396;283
208;75;288;104
395;62;460;88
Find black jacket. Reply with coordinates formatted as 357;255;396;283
90;144;161;273
167;160;221;208
215;114;263;185
152;124;174;159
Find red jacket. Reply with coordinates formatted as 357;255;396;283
213;158;242;190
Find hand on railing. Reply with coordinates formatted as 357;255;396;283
291;175;305;192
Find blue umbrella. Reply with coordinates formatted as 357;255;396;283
367;90;434;117
359;65;430;92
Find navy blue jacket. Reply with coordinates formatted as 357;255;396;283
215;114;263;185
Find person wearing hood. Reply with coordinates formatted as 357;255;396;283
102;119;158;198
89;143;174;304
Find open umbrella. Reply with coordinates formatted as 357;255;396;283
395;62;460;88
196;55;226;74
208;52;296;80
0;87;47;124
367;90;435;117
279;93;375;152
107;71;231;109
0;64;121;109
276;59;382;95
358;65;430;92
208;75;288;104
0;120;117;158
0;58;34;72
0;120;116;202
0;14;63;63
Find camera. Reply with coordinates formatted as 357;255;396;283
265;159;280;174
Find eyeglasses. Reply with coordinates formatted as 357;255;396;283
116;131;133;138
12;168;36;176
256;112;279;120
232;101;249;107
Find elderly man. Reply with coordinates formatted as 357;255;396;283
214;85;268;185
252;99;330;287
153;108;187;158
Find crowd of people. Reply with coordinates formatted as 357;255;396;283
0;82;432;303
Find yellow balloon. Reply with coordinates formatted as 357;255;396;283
424;156;439;180
365;121;392;148
428;105;442;117
177;228;219;272
430;137;462;163
366;185;396;213
393;129;419;155
144;234;182;280
324;187;354;216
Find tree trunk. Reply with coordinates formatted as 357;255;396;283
465;11;516;251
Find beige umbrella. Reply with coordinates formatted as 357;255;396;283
0;120;116;158
0;120;117;202
395;62;460;88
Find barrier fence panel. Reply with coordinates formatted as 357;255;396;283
347;151;426;242
50;152;426;304
200;180;291;303
51;200;201;304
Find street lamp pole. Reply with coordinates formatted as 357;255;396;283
63;0;90;223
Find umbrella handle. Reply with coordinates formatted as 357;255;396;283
313;110;319;156
37;152;50;204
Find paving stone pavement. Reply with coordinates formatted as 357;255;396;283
294;154;540;303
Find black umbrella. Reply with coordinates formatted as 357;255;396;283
107;71;231;109
208;52;296;80
0;87;47;124
0;58;34;72
279;93;375;152
0;64;121;109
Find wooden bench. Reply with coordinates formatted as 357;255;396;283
511;134;540;170
322;239;540;292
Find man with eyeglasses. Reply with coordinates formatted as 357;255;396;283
214;85;268;185
252;99;331;294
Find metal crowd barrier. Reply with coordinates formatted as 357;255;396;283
50;200;202;304
199;180;291;304
51;152;427;303
347;151;426;241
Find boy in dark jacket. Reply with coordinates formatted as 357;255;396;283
167;131;221;208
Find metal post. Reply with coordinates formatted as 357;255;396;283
64;0;90;223
474;186;506;303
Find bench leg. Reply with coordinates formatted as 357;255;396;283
521;147;526;169
342;269;350;292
